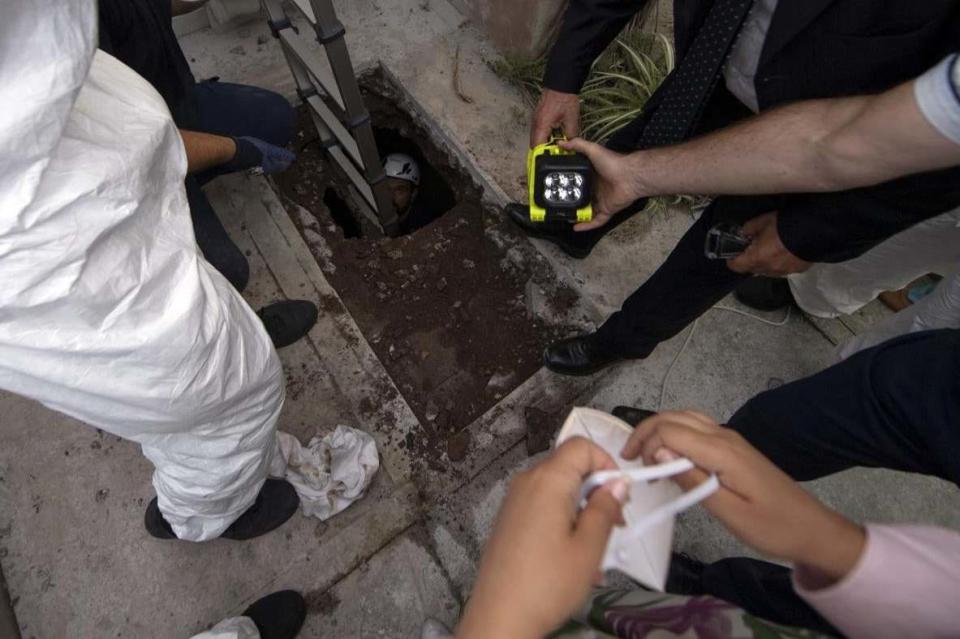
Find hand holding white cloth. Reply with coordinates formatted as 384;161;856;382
556;408;717;590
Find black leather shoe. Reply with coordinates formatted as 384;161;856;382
734;276;795;312
258;300;319;348
505;203;594;259
664;552;707;595
144;478;300;541
243;590;306;639
611;406;657;427
544;333;622;376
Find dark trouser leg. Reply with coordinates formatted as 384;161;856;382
595;204;750;357
191;80;296;185
186;176;250;291
701;330;960;636
727;329;960;485
700;559;840;636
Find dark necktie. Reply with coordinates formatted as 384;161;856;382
638;0;754;148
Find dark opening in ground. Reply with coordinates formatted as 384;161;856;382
276;70;575;471
373;126;456;237
323;187;363;239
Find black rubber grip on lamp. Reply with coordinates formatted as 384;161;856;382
316;21;346;44
296;85;319;102
344;111;371;131
268;16;292;38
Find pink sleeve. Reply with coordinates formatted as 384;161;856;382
793;524;960;639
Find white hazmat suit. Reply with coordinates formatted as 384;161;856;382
0;0;284;542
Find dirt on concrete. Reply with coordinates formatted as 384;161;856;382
523;406;558;456
276;105;573;470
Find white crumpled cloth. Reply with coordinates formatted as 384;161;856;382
270;426;379;520
190;616;259;639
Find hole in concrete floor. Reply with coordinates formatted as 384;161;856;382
276;68;574;470
373;126;456;236
294;124;456;239
323;187;363;239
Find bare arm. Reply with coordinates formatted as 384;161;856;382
179;129;236;174
171;0;208;17
628;80;960;196
566;69;960;230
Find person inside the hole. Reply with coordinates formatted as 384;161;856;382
384;153;433;235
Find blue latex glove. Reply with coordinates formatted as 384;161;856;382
229;136;296;174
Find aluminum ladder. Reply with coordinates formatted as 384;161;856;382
261;0;398;235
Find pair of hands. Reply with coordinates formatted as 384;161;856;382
530;90;811;276
456;411;865;639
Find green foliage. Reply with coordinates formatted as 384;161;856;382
580;31;673;143
489;53;547;106
491;29;673;143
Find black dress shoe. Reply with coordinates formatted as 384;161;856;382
611;406;657;427
257;300;319;348
504;203;594;259
144;478;300;541
243;590;306;639
734;277;795;312
664;552;707;595
544;333;622;376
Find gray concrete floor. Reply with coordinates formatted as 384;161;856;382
2;1;959;637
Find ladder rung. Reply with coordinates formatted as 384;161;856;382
303;94;364;169
304;108;375;209
290;0;317;24
329;145;377;211
277;27;346;111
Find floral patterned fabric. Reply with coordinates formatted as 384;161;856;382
550;589;832;639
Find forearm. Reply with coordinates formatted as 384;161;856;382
794;525;960;639
171;0;208;16
179;129;236;174
456;596;540;639
625;78;959;199
625;96;876;197
792;509;866;583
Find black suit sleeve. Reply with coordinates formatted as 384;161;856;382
543;0;649;94
776;166;960;263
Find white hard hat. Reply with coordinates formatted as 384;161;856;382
383;153;420;186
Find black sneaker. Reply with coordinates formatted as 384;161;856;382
611;406;657;427
257;300;319;348
144;478;300;541
243;590;306;639
665;552;707;595
734;277;794;312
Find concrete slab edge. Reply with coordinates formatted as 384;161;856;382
244;175;424;482
375;63;514;211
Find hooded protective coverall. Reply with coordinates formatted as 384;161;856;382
0;0;284;542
